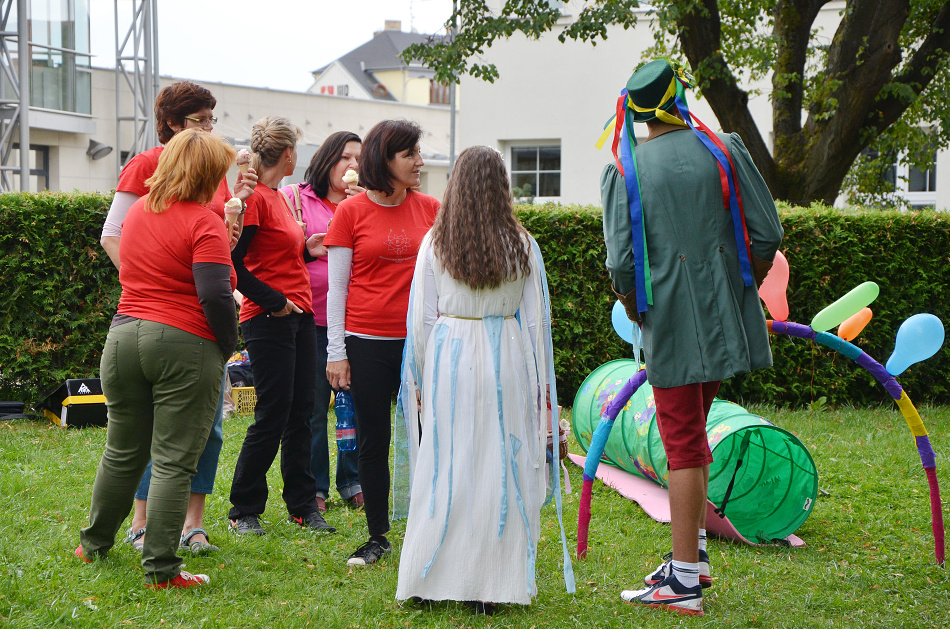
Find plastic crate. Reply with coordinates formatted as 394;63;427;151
232;387;257;415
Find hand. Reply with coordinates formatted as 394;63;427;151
272;298;303;317
327;359;351;390
234;168;258;201
415;389;422;412
345;183;365;198
306;232;328;257
228;219;242;248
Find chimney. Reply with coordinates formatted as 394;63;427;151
374;20;402;36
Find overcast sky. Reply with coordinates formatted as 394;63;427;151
88;0;453;92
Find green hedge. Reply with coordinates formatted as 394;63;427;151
0;192;119;405
519;203;950;407
2;193;948;408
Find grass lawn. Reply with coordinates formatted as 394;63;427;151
0;404;948;628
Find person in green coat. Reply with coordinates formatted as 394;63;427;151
601;59;784;617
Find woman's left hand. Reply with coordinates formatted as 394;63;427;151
345;183;365;198
234;168;258;201
228;220;242;248
306;233;328;257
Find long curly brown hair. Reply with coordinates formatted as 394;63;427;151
431;146;531;289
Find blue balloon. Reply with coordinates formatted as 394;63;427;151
885;313;945;376
611;300;640;346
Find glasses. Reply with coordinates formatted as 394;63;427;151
183;115;217;127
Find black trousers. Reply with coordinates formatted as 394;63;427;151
345;335;404;537
229;312;319;519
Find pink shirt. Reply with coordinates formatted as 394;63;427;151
281;183;335;327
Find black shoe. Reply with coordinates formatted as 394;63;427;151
346;538;391;566
644;549;712;589
466;601;497;616
288;510;336;534
228;514;266;536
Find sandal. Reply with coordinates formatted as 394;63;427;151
125;526;145;552
180;528;220;556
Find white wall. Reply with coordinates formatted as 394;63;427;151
39;68;453;198
307;62;373;100
461;1;949;210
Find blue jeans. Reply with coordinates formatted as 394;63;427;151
313;325;361;500
134;369;227;499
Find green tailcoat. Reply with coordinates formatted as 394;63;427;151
602;129;784;388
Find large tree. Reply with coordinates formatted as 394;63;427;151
405;0;950;206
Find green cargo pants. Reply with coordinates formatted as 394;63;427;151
79;319;225;584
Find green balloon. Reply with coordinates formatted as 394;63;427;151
810;281;880;332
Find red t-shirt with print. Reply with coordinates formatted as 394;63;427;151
117;198;236;341
116;145;231;217
238;185;313;323
323;190;440;337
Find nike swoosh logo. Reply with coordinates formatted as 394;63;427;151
650;592;694;602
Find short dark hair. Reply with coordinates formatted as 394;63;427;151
304;131;362;198
359;119;423;195
155;81;217;144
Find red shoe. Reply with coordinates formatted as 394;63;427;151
315;497;327;513
347;492;364;508
146;571;210;589
75;545;93;563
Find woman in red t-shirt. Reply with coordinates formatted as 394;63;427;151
227;116;333;536
324;119;440;567
99;81;258;557
280;131;365;513
78;130;238;589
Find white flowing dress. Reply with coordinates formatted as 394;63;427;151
394;233;559;605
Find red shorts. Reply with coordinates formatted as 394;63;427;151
653;381;720;470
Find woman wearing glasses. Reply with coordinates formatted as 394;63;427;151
100;80;257;556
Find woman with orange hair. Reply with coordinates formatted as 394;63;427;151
78;130;239;588
100;80;257;556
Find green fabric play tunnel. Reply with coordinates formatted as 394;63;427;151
573;360;818;543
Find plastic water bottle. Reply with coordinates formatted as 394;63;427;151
334;390;357;452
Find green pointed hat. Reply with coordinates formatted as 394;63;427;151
626;59;679;123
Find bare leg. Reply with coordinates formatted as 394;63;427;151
181;493;209;543
668;465;709;564
131;498;147;531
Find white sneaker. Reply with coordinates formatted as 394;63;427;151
621;574;704;616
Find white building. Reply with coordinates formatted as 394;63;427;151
1;5;453;199
459;0;948;210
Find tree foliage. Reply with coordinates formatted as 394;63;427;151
404;0;950;206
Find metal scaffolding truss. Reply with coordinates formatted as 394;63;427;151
114;0;158;175
0;0;30;191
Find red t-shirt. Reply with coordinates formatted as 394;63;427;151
324;191;440;337
117;145;231;217
117;198;236;341
238;185;314;323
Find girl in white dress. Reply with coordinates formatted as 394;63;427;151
395;146;574;611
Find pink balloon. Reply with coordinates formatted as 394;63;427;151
759;250;789;321
837;307;873;342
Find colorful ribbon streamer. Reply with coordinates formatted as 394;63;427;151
769;319;945;566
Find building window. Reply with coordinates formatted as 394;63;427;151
430;79;450;105
11;144;51;191
891;151;937;208
7;0;93;115
510;145;560;198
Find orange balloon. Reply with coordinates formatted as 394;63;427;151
759;250;789;321
837;307;873;341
